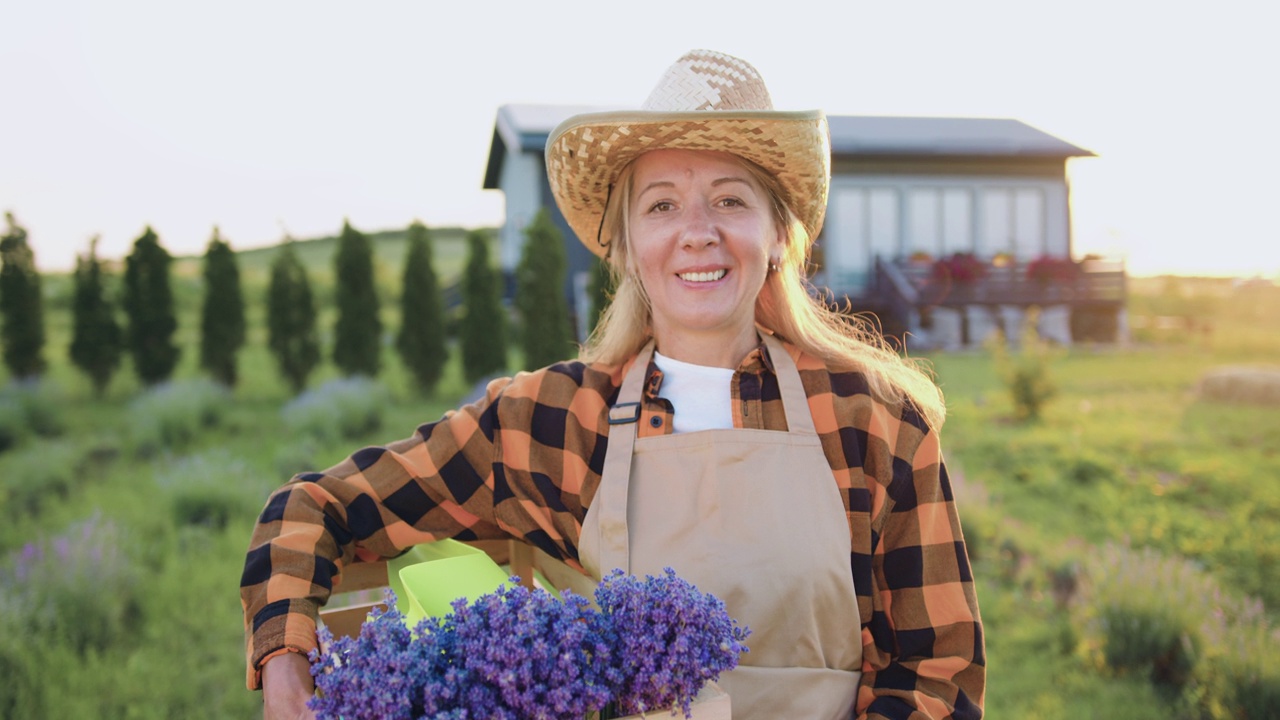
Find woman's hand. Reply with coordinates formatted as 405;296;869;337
262;652;318;720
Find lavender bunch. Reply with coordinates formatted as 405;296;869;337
309;584;617;720
436;581;619;718
308;596;452;720
596;568;750;718
308;570;748;720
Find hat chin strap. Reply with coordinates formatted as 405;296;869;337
596;182;615;252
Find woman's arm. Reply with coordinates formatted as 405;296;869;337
857;419;986;719
261;652;318;720
240;378;515;690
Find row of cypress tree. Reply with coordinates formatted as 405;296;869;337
0;209;589;398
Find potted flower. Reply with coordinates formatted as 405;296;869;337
907;250;934;266
1025;255;1079;285
309;568;748;720
931;252;988;284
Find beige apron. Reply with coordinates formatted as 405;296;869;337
580;334;862;720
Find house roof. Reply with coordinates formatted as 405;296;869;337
482;104;1094;188
826;115;1094;158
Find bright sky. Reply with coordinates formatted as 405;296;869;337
3;0;1276;278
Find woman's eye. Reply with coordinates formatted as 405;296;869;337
649;201;675;213
718;197;744;208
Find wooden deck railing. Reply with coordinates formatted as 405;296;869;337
893;258;1126;308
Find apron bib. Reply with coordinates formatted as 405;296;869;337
580;334;862;720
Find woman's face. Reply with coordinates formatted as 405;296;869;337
626;149;783;362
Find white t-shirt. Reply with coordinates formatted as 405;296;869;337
652;351;736;433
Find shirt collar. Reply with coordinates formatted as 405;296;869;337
642;337;777;400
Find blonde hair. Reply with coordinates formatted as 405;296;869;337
579;155;945;430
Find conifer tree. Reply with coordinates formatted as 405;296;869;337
69;236;123;396
332;220;381;377
514;209;574;370
122;226;179;384
587;254;615;336
458;229;507;384
199;228;246;387
395;221;448;395
267;242;320;394
0;212;45;379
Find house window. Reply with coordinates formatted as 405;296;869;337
906;190;940;257
941;188;972;255
908;188;973;258
830;187;899;291
981;187;1044;260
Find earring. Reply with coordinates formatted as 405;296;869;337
768;258;781;273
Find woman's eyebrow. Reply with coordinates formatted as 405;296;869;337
710;176;753;188
636;180;676;197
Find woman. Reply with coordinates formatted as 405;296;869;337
245;49;984;719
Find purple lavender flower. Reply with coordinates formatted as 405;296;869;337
596;568;750;718
308;570;748;720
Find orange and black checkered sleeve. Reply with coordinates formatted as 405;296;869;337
239;363;620;689
792;347;983;719
855;402;985;719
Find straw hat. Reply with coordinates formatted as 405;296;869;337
545;49;830;257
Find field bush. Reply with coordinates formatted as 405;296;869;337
0;514;141;655
281;376;390;443
128;378;231;457
1074;543;1208;689
0;378;68;448
0;439;79;520
154;450;263;530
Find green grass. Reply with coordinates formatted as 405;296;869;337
1;271;1277;717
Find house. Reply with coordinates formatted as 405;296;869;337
483;104;1124;347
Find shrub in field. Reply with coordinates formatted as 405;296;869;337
1191;594;1280;719
155;450;259;530
199;228;247;387
0;514;141;654
0;440;78;519
128;378;231;457
515;208;574;370
0;377;67;438
282;376;389;443
268;241;322;394
69;236;124;396
1073;543;1210;690
987;308;1058;422
1064;452;1118;485
0;398;21;453
332;220;382;377
396;221;448;395
459;229;507;384
273;438;320;478
0;212;46;379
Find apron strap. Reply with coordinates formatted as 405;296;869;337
594;339;656;573
761;334;817;437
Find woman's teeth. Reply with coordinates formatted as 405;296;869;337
678;269;727;283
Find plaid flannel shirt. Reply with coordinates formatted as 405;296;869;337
241;340;985;719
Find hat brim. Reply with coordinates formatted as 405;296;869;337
545;109;830;257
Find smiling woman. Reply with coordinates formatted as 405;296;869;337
246;49;984;720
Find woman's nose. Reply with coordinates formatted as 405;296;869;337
679;204;720;248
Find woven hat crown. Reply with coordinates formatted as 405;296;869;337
546;49;830;257
641;50;774;112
